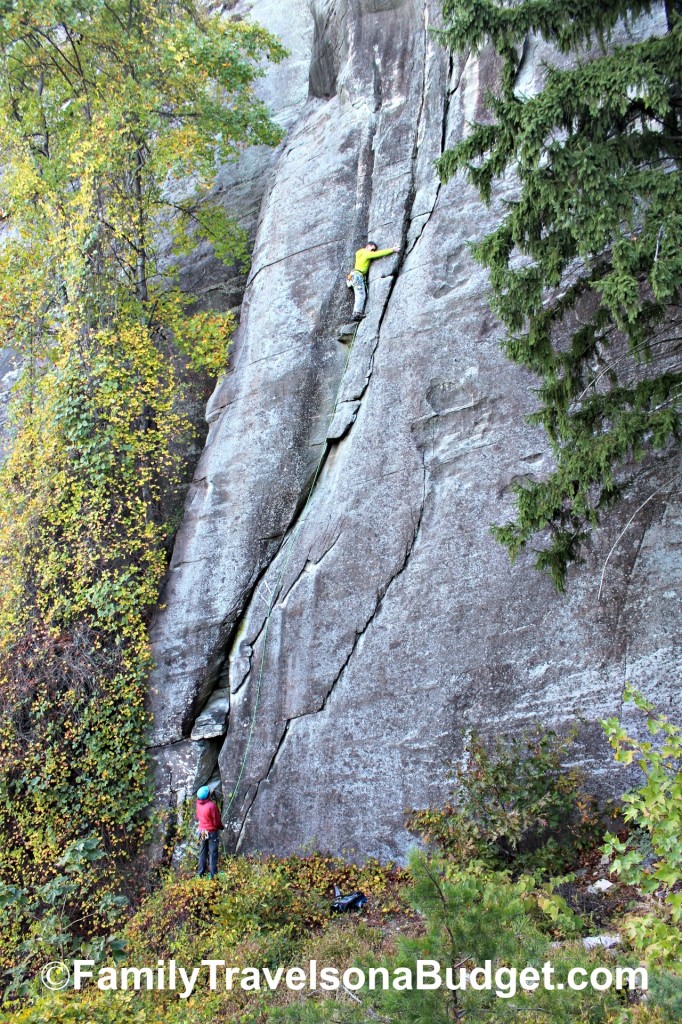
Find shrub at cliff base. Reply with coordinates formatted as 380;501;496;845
6;853;407;1023
602;685;682;969
408;725;603;877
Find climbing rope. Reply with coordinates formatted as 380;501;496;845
222;320;361;822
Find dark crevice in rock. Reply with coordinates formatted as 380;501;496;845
183;3;440;841
230;645;254;699
211;120;385;715
167;554;213;571
309;2;340;99
194;738;224;788
416;0;429;152
514;33;537;92
229;584;275;699
191;490;312;710
182;249;374;779
313;449;427;716
350;108;379;253
184;277;370;729
350;15;430;400
231;521;343;701
372;44;383;113
174;543;287;746
443;51;462;149
276;529;344;610
226;13;435;810
308;528;344;566
214;557;280;666
148;737;191;752
221;293;410;839
175;119;382;794
406;47;459;259
341;24;431;405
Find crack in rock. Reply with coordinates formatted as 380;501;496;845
223;7;440;844
233;721;290;852
234;452;429;846
406;46;462;258
158;0;468;844
247;235;345;289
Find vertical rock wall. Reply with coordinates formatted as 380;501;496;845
148;0;680;860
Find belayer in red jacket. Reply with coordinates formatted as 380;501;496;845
196;786;224;879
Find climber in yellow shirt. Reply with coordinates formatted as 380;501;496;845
347;241;399;321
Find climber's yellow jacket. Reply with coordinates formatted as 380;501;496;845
354;247;395;275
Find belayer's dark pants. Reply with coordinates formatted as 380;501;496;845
198;831;220;879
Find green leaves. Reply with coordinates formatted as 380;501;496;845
439;0;663;58
408;726;603;876
438;1;682;586
602;685;682;967
0;0;285;336
0;0;286;987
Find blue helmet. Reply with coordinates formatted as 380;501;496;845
196;786;210;800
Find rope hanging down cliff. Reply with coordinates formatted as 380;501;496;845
222;319;361;822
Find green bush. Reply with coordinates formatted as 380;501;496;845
602;685;682;970
2;854;406;1021
408;726;603;876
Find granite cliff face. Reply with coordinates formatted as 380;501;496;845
148;0;680;861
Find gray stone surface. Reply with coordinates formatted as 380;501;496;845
0;349;20;458
148;1;680;859
179;0;315;311
191;688;230;741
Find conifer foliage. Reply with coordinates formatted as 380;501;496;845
438;0;682;588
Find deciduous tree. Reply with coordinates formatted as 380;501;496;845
0;0;285;977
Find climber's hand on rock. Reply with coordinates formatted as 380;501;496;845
392;244;400;252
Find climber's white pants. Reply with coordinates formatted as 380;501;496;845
349;270;366;315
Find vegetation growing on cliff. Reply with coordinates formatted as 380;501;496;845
0;0;284;977
438;0;682;588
